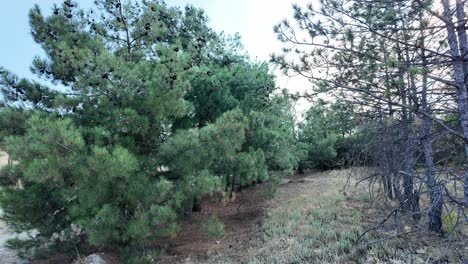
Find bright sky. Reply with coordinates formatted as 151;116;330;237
0;0;312;111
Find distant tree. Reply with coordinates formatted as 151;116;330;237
247;92;307;173
298;99;355;170
299;102;338;170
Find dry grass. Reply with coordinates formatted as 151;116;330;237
201;169;467;263
244;170;368;263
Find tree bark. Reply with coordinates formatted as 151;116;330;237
418;16;443;231
441;0;468;204
397;43;415;211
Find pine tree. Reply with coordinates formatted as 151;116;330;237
0;0;305;258
273;0;467;235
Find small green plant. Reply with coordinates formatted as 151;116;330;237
121;246;163;264
262;171;285;199
203;214;225;240
5;238;35;259
442;211;457;233
262;182;278;199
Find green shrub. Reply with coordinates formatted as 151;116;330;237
121;246;163;264
203;215;225;240
442;211;457;233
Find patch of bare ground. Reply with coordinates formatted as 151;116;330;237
155;181;273;264
155;170;341;263
157;168;467;263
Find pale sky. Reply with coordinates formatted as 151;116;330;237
0;0;312;112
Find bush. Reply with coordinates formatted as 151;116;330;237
442;211;457;234
203;215;225;240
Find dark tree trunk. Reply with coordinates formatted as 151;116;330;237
411;191;421;222
400;96;415;211
393;172;403;207
419;19;443;232
192;196;202;212
428;187;444;233
184;196;194;217
298;163;305;175
421;120;443;232
230;173;236;198
382;125;394;200
396;42;415;211
383;172;394;200
459;91;468;204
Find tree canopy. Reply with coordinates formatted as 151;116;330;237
0;0;304;258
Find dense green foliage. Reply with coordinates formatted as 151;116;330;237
1;0;466;262
298;100;354;170
0;0;305;259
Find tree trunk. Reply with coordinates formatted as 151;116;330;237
382;124;394;200
398;65;415;210
455;0;468;205
298;162;305;175
390;126;404;204
383;171;394;200
455;0;468;77
411;190;421;222
230;173;236;198
184;195;194;217
419;16;443;232
192;196;202;212
421;118;443;232
441;0;468;204
459;91;468;204
406;46;421;219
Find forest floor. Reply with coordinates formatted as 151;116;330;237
0;155;467;263
155;168;467;264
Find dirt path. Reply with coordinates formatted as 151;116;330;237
0;151;26;264
156;170;335;264
156;169;468;263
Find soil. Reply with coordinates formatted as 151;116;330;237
155;171;330;264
